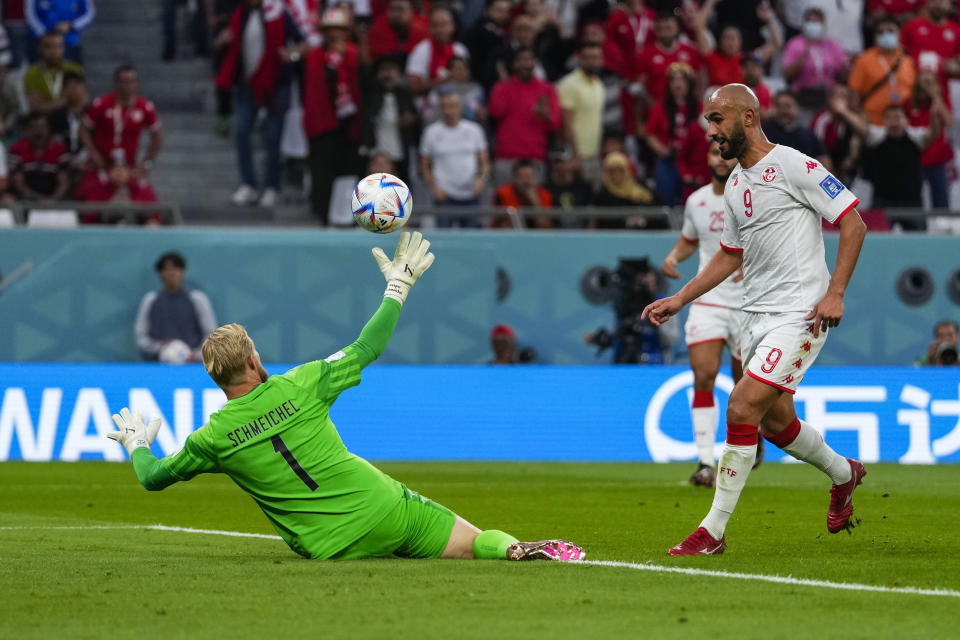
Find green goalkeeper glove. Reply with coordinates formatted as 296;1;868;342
372;231;436;305
107;408;162;456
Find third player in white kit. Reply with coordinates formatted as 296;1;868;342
643;84;868;555
662;142;751;487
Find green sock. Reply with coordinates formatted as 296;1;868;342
473;530;519;560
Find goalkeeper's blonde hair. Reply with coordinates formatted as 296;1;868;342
201;323;255;387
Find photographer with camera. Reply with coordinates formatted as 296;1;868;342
489;324;537;365
585;259;678;365
919;320;959;366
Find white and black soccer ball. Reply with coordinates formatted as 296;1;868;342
158;339;192;364
351;173;413;233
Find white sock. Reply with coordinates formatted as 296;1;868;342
692;406;717;466
781;420;852;485
699;442;756;539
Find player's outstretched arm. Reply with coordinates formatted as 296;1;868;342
642;248;742;326
108;408;216;491
806;208;867;337
344;232;436;368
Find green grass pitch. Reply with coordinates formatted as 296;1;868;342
1;461;958;639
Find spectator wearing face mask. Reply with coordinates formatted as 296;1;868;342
782;8;848;114
848;17;916;125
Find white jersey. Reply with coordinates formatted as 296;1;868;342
720;145;858;313
681;183;744;308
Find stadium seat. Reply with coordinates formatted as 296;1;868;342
328;175;359;226
0;209;16;228
26;210;80;228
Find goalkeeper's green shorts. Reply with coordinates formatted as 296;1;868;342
332;485;456;560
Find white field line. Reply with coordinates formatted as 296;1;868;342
2;524;958;599
581;560;960;599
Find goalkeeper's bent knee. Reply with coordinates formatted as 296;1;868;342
473;530;518;560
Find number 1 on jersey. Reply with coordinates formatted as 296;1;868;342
271;434;319;491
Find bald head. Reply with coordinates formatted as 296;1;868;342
707;83;760;116
703;83;768;161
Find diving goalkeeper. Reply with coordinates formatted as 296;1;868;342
108;232;584;563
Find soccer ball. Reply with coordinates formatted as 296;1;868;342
351;173;413;233
158;339;192;364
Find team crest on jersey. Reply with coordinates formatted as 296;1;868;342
819;175;845;199
762;166;777;183
946;29;956;41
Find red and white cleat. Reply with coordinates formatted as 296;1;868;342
667;527;726;556
828;458;866;533
507;539;585;562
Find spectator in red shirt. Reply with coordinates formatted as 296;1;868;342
303;8;362;225
366;0;429;65
493;158;555;228
868;0;923;23
405;6;470;96
900;0;960;103
692;0;781;88
674;117;711;199
642;61;699;205
488;47;561;190
906;69;954;208
604;0;655;79
8;111;69;201
76;64;161;208
216;0;302;208
633;12;700;105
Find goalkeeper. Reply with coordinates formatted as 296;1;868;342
109;232;584;563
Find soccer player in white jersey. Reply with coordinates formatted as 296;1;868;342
643;84;868;555
661;141;757;488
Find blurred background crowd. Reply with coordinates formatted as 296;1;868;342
2;0;960;232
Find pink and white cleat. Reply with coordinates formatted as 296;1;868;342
667;527;726;556
827;458;866;533
507;539;585;562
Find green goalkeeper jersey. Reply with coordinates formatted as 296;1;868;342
130;299;404;559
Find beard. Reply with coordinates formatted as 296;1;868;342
716;121;747;160
710;164;732;184
257;364;269;383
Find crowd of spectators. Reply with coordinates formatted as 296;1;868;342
3;0;960;231
193;0;960;231
0;2;167;226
